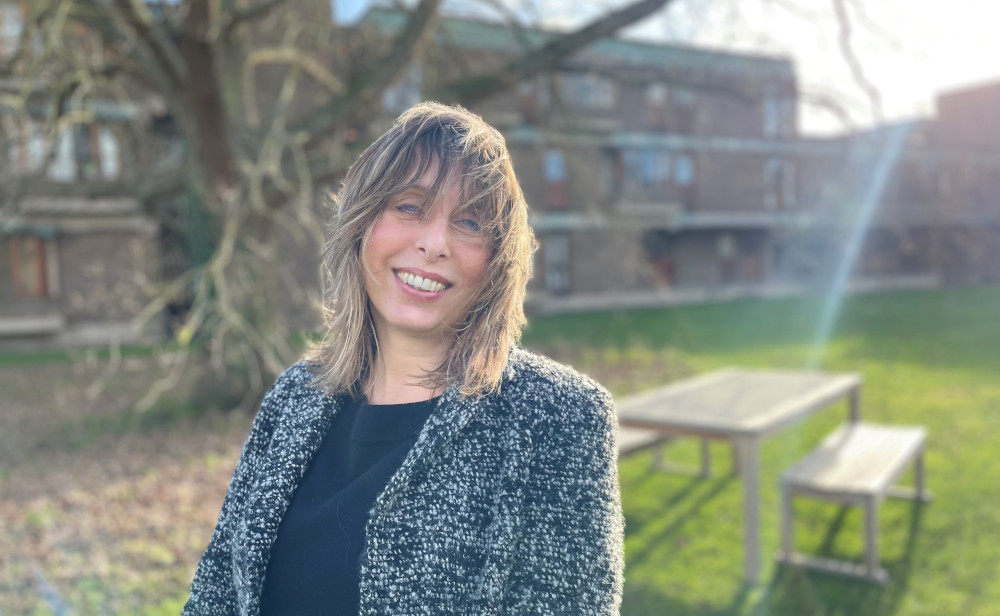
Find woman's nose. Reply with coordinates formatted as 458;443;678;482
416;212;449;261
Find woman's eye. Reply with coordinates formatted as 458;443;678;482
394;203;421;217
456;218;481;233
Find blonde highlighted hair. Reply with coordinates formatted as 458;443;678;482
308;102;536;398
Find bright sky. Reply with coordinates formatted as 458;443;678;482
335;0;1000;135
625;0;1000;135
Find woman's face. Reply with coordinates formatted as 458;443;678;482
363;166;489;345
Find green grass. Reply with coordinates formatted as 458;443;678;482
523;285;1000;616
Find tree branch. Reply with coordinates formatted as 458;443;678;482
108;0;189;90
221;0;287;39
436;0;671;105
292;0;441;142
831;0;882;122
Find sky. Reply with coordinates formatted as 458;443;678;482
334;0;1000;135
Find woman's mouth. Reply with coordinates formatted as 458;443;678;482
394;269;451;293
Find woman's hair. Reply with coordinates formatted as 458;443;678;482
308;102;536;398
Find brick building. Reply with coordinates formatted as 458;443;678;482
371;10;1000;312
0;1;162;349
368;9;816;309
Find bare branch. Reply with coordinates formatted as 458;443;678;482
437;0;672;105
220;0;287;39
845;0;903;51
243;47;343;127
109;0;189;88
831;0;882;122
292;0;441;141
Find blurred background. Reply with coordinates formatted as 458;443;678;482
1;0;998;614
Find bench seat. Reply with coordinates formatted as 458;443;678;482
617;426;669;457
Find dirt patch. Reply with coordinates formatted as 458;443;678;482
0;356;253;615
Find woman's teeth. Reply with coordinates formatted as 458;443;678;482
396;271;447;292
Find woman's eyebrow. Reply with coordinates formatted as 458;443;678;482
392;186;429;200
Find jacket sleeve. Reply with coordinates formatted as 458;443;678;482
182;372;288;615
502;383;625;615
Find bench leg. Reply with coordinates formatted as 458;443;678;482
848;386;861;422
699;438;712;477
651;439;713;478
780;483;794;560
864;496;881;579
916;447;927;501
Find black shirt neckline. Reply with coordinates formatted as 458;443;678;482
351;395;441;443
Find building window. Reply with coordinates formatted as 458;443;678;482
558;72;615;110
672;86;697;133
763;86;795;138
8;120;122;181
646;82;669;106
542;233;571;294
763;95;780;138
49;128;76;181
9;235;49;299
717;233;738;282
765;157;796;209
544;148;569;208
544;148;566;182
674;153;695;187
672;87;696;106
73;124;122;181
381;62;422;114
518;79;540;122
8;119;44;174
623;148;671;196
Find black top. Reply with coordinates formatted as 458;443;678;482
259;394;438;615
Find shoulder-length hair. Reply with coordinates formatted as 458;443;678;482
308;102;536;399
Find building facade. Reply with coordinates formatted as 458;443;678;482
371;10;999;313
4;6;997;349
0;1;162;349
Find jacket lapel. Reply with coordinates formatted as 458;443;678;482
242;386;346;610
368;385;492;519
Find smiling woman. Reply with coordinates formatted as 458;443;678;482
183;103;625;616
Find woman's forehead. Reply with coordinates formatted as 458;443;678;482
395;162;482;210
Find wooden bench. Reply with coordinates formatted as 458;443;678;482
777;422;932;584
617;425;716;476
617;426;669;456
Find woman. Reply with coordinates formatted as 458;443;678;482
184;102;624;615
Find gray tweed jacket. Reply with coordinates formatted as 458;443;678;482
183;347;624;615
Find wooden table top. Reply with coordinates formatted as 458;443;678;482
617;368;862;438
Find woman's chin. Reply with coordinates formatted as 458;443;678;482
383;313;450;338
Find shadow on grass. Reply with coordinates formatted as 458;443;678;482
624;498;929;616
625;475;736;570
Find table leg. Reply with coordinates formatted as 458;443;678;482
736;436;761;584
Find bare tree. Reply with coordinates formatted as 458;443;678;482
0;0;669;409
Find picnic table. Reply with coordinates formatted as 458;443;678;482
617;368;862;584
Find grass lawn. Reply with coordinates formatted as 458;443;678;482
522;285;1000;616
2;286;997;615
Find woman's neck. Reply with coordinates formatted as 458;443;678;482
366;329;448;405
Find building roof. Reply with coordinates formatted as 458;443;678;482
361;9;795;82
